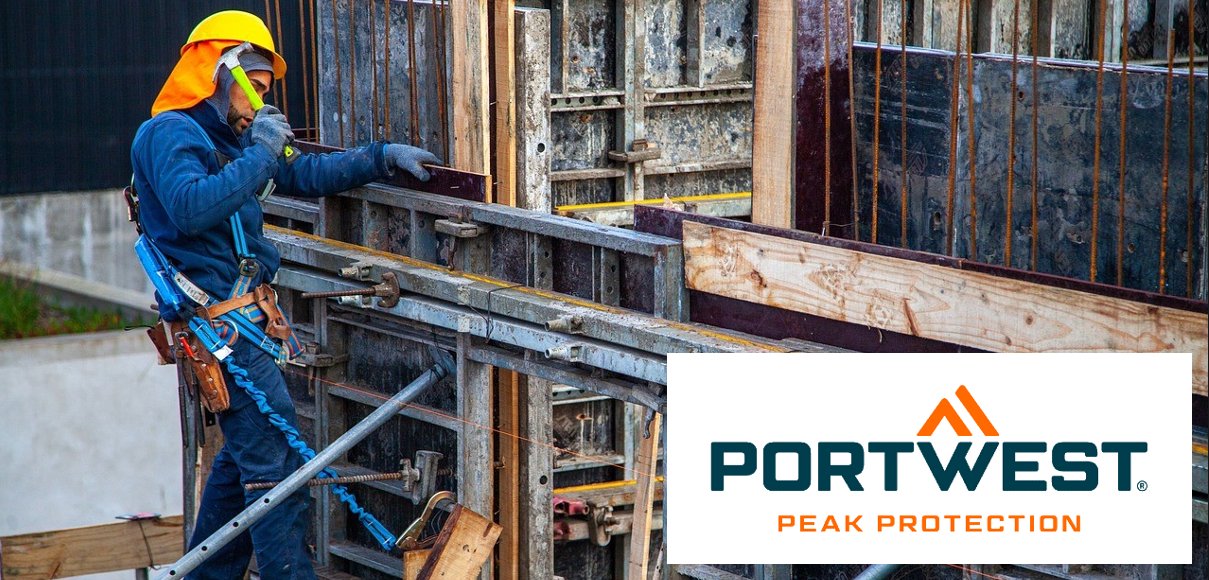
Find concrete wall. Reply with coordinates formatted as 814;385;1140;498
0;189;155;295
0;330;181;580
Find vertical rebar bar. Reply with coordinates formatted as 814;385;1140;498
1161;30;1177;294
873;0;884;244
408;0;420;146
371;0;379;138
846;0;858;240
1091;0;1109;282
945;0;966;256
1117;0;1130;285
899;0;908;247
299;0;312;133
312;0;320;139
274;0;289;119
1030;0;1040;270
822;0;834;234
433;0;450;162
350;0;359;145
964;0;978;259
384;0;392;140
1006;0;1022;265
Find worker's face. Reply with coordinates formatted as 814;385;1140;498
226;70;273;136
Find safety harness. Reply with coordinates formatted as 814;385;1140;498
127;111;399;551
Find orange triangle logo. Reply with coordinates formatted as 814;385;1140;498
917;385;999;436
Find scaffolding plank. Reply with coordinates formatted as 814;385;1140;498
682;220;1209;395
0;516;184;580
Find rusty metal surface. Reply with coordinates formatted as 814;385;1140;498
794;0;856;235
850;44;1209;300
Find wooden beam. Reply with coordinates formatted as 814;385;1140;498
453;0;492;184
496;370;520;580
493;0;517;207
0;516;184;580
682;221;1209;395
751;0;795;228
627;413;662;580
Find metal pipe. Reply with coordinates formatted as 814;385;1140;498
152;354;454;580
853;564;901;580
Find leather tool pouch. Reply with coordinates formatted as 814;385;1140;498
147;321;175;365
169;320;231;414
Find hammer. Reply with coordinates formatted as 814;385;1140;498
215;41;297;163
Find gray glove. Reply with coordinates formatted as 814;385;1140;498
247;105;294;159
385;144;441;181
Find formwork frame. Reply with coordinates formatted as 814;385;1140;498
234;176;802;580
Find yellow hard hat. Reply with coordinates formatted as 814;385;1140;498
185;10;287;79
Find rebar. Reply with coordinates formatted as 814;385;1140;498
245;470;407;491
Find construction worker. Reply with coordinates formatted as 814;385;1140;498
130;11;437;580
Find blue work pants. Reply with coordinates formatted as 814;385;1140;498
186;342;316;580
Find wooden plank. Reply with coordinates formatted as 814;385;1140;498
497;370;520;580
453;0;492;184
415;506;502;580
682;221;1209;395
751;0;795;228
627;412;662;580
456;334;494;580
0;516;184;580
514;8;552;214
494;0;518;207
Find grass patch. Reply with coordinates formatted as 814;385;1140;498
0;273;132;339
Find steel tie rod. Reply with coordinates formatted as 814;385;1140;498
153;348;456;580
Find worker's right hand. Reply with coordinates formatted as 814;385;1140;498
247;105;294;159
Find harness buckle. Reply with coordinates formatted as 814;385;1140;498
239;258;260;278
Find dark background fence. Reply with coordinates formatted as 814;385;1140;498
0;1;311;194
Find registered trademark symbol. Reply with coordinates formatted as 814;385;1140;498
1137;480;1148;491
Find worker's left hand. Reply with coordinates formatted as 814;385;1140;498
385;144;441;182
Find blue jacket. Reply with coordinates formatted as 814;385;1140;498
131;101;391;319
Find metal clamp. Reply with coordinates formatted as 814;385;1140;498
435;218;488;238
545;314;584;334
338;262;374;280
608;139;661;163
545;344;585;363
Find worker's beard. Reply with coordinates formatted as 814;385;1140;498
226;105;248;136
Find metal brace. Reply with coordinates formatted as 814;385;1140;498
435;218;488;238
545;314;584;334
608;139;662;163
586;503;618;547
545;344;585;363
338;262;373;280
290;343;349;368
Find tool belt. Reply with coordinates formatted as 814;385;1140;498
146;283;297;414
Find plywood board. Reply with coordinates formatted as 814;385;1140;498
682;221;1208;395
751;0;795;228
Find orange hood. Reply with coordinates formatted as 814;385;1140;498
150;40;241;117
